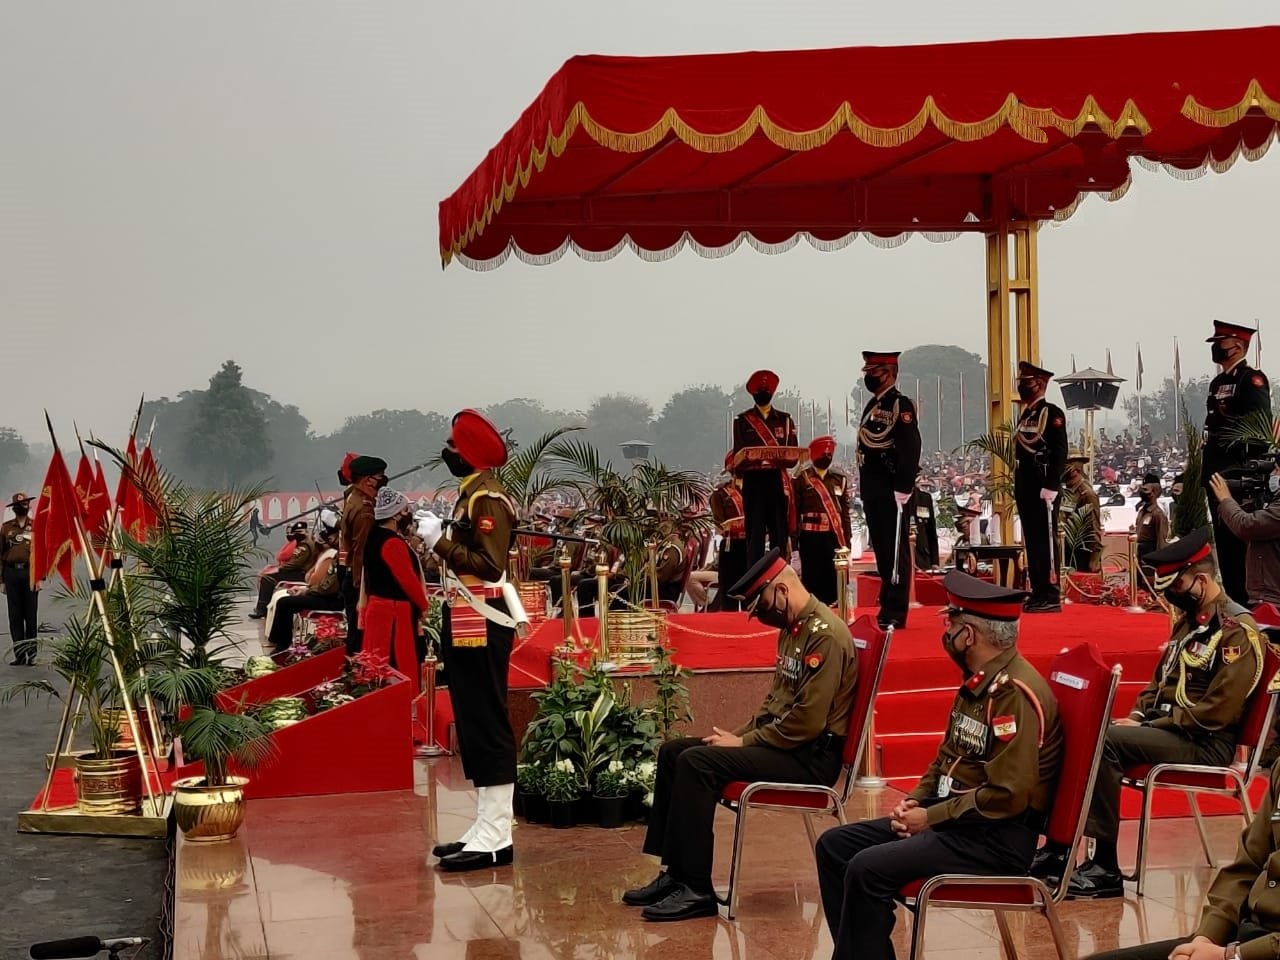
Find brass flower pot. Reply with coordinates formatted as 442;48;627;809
105;707;153;752
73;751;143;816
517;582;549;624
173;776;250;842
609;609;667;666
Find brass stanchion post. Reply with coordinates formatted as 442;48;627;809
907;524;921;609
557;546;575;652
1124;525;1146;614
834;547;850;622
414;647;449;758
596;551;614;669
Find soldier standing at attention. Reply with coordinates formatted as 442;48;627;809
792;435;851;605
709;452;747;611
1013;361;1068;612
2;493;39;666
733;369;798;566
1061;452;1103;573
1134;472;1170;563
339;455;386;653
1203;321;1271;604
856;351;921;629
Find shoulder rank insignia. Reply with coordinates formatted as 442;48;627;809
964;671;985;691
806;653;824;670
992;715;1018;741
989;671;1010;694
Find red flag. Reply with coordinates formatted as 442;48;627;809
74;454;110;542
92;459;111;525
138;444;160;532
31;449;80;590
115;435;147;542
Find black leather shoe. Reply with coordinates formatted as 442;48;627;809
1067;860;1125;899
248;610;267;620
1023;600;1062;614
622;871;677;906
432;841;465;859
877;618;905;631
641;882;719;922
1029;848;1068;883
437;846;513;872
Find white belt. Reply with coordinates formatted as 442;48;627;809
444;572;529;636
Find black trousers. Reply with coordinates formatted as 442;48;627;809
441;602;516;788
1210;493;1249;605
860;475;910;626
256;569;305;612
1086;724;1235;844
1083;921;1270;960
798;531;839;605
1015;480;1060;603
339;568;362;654
742;471;789;566
816;813;1038;960
642;736;840;893
3;565;38;663
266;592;343;651
712;540;747;612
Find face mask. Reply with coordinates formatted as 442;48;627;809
814;456;833;470
12;505;28;517
397;517;414;534
755;586;789;628
441;448;472;478
752;390;773;407
375;475;389;489
1270;475;1280;496
941;624;971;673
1164;576;1203;617
1016;382;1038;402
1211;343;1230;365
863;373;883;393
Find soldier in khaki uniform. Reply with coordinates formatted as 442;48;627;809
1061;452;1103;572
623;548;858;922
1134;472;1170;563
1084;759;1280;960
250;521;318;618
421;409;519;873
1032;527;1266;898
817;570;1063;960
339;455;385;653
710;452;747;611
2;492;39;666
793;435;852;605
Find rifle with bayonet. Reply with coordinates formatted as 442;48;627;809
260;458;437;533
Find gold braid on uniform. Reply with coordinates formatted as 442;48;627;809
1015;407;1048;454
857;398;900;450
1175;622;1264;715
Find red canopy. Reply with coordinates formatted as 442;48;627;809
439;26;1280;268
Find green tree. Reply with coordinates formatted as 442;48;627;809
654;385;734;472
0;426;31;493
483;398;583;451
1121;376;1213;439
893;345;988;453
179;361;270;488
580;395;654;463
326;409;451;486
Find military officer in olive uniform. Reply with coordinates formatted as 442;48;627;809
1134;472;1170;564
710;452;747;611
250;520;318;618
793;435;852;605
1203;321;1271;604
650;519;686;606
1013;361;1069;612
817;570;1063;960
1083;759;1280;960
2;493;39;666
623;549;859;922
912;485;940;571
1031;528;1265;898
339;455;386;653
857;351;922;629
1061;452;1103;573
421;409;519;873
733;369;799;566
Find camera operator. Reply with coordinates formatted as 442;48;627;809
1208;456;1280;606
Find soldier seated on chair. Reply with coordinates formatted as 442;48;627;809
622;549;858;922
1032;527;1265;900
815;570;1063;960
1082;757;1280;960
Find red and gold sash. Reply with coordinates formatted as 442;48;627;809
744;410;796;534
723;485;745;539
808;472;848;549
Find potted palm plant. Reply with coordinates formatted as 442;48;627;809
963;421;1018;542
102;445;275;841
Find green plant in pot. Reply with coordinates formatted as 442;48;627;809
544;758;582;829
100;443;275;841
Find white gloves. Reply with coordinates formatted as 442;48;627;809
1040;488;1057;502
418;513;444;552
894;491;912;506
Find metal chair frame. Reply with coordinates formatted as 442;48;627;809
716;621;894;919
901;650;1122;960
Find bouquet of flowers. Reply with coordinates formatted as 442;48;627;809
593;760;628;799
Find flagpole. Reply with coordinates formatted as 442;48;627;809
936;376;943;452
959;371;966;448
1173;336;1182;437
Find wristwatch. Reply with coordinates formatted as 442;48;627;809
1223;941;1240;960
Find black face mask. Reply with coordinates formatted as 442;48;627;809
375;475;389;489
755;586;790;628
813;455;833;470
1211;343;1230;365
397;517;415;535
1164;577;1203;617
941;625;971;673
441;448;473;478
752;390;773;407
1016;382;1038;403
11;505;28;517
863;373;883;393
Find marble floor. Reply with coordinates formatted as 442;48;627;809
172;754;1244;960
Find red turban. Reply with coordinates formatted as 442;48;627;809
809;435;836;459
746;369;780;394
451;409;508;470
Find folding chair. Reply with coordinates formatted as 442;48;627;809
899;643;1121;960
1123;606;1280;896
716;616;893;919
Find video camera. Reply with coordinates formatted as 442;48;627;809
1220;456;1279;504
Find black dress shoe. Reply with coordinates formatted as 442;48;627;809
877;619;905;631
641;882;719;922
622;871;677;906
1029;848;1068;883
1023;600;1062;614
1066;860;1125;899
432;841;465;859
437;846;514;872
248;610;267;620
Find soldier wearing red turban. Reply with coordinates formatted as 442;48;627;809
792;435;851;605
733;369;798;566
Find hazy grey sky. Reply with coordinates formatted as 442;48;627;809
2;2;1277;445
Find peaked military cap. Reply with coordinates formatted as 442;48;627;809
1016;360;1054;381
727;547;787;603
1145;526;1214;589
1206;321;1257;343
943;569;1027;621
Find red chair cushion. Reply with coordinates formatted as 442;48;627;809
1123;765;1239;792
898;878;1036;905
720;781;833;809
